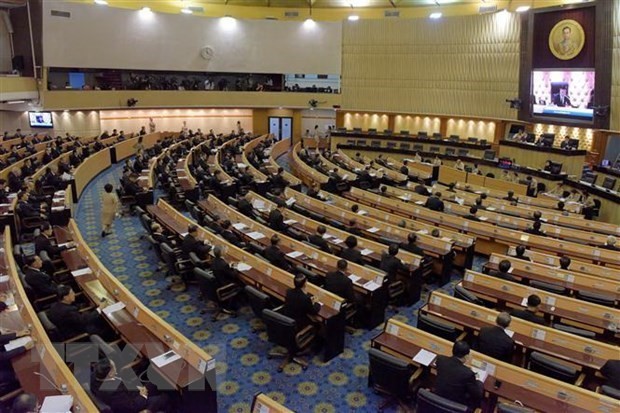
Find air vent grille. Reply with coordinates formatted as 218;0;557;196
284;11;299;17
50;10;70;18
384;10;400;17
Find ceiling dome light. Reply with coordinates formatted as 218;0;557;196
429;12;442;19
348;15;360;21
515;6;530;12
181;8;193;14
94;0;108;5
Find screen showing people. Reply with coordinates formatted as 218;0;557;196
531;70;594;121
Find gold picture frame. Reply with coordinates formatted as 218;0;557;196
549;19;585;60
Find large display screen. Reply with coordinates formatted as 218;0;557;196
531;70;594;122
28;111;54;128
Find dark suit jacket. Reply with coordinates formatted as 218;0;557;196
340;247;363;265
283;287;320;328
25;267;57;297
380;254;406;282
324;270;355;303
414;185;431;196
514;255;531;262
34;234;66;257
16;201;40;219
91;377;148;413
48;302;98;339
464;214;480;222
268;209;287;232
601;360;620;390
264;245;291;271
510;308;545;325
221;229;242;247
237;199;254;217
491;270;518;283
602;244;620;251
425;196;444;212
181;234;209;260
211;256;237;286
435;355;483;406
308;234;332;253
476;325;514;363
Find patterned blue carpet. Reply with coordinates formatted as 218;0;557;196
74;161;486;413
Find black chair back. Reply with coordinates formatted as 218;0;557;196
160;243;179;273
194;267;219;302
496;402;536;413
417;312;461;341
601;385;620;400
454;285;483;305
146;235;165;264
262;309;298;351
416;388;468;413
552;323;596;339
245;286;272;318
368;348;414;398
529;280;567;295
528;351;579;383
576;290;616;306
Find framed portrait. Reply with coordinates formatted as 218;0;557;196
548;19;585;60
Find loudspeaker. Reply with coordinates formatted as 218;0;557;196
12;55;24;71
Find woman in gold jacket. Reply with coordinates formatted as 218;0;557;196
101;183;119;237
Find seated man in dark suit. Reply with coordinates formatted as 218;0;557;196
510;294;546;325
181;224;211;260
491;259;518;282
219;220;245;248
435;341;483;409
558;256;571;270
23;256;58;297
324;259;355;304
345;218;362;236
264;235;292;271
400;233;425;256
380;244;407;283
48;285;103;339
413;183;431;196
210;246;239;287
150;223;176;246
308;225;332;254
35;222;70;259
464;206;481;222
268;200;288;232
0;179;9;204
602;236;620;251
525;221;545;236
502;190;518;202
237;193;255;218
425;192;444;212
513;245;531;261
16;190;45;220
339;236;363;265
122;174;143;196
283;274;321;329
601;359;620;390
476;312;515;363
91;358;170;413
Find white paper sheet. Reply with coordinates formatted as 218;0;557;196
283;219;297;225
413;349;437;366
366;227;380;233
151;350;181;368
102;301;126;316
40;395;73;413
360;248;374;256
71;268;92;277
363;280;381;291
286;251;304;259
4;336;33;352
348;274;361;283
246;231;266;240
232;223;247;230
235;263;252;272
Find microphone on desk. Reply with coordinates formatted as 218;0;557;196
34;372;67;394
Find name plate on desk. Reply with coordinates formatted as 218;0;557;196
151;350;181;368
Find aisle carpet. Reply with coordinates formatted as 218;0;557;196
74;162;484;413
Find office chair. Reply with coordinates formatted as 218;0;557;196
496;402;536;413
368;348;421;412
89;335;143;383
528;352;585;385
599;385;620;400
552;323;596;339
38;310;90;343
138;213;153;239
453;285;484;306
415;388;468;413
81;381;113;413
529;280;568;295
244;285;273;333
194;268;241;321
19;269;56;311
416;312;466;342
262;309;316;372
576;290;616;306
160;242;192;289
145;235;167;273
189;251;210;269
295;265;323;287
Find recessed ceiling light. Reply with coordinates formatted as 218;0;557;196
181;8;193;14
141;7;151;12
348;15;360;21
94;0;108;5
515;6;530;12
429;12;442;19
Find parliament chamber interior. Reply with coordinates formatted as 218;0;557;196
0;0;619;412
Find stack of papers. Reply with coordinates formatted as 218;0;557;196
151;350;181;368
366;227;380;233
246;231;265;240
283;219;297;225
40;395;73;413
413;349;437;366
360;248;374;256
348;274;361;283
232;223;247;231
470;367;489;383
4;336;33;352
363;280;381;291
285;197;296;206
102;301;126;316
71;268;92;277
332;238;344;244
286;251;304;259
235;263;252;272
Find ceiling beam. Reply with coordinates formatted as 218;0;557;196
389;0;397;7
